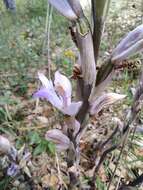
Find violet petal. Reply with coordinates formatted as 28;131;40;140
48;0;78;20
54;71;72;106
61;101;82;116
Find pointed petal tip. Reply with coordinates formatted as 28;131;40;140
48;0;78;20
37;72;50;88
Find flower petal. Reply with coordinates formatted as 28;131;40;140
48;0;78;20
112;39;143;62
68;0;83;18
34;71;82;116
0;136;11;154
61;101;82;116
45;129;70;151
90;69;114;101
54;71;72;106
38;72;51;88
35;73;63;109
111;24;143;62
7;163;20;177
90;93;126;115
33;87;62;110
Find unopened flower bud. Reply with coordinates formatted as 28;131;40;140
0;136;11;154
45;129;70;151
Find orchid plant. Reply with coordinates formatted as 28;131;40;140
32;0;143;189
1;0;143;189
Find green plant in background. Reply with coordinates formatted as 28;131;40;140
0;176;11;190
96;176;107;190
28;131;55;156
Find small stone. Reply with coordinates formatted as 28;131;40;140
13;180;20;187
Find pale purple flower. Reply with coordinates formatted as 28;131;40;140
111;24;143;62
45;129;70;151
90;93;126;115
7;163;20;177
34;71;82;116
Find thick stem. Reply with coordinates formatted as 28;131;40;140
92;0;111;60
118;173;143;190
93;17;103;59
66;121;80;189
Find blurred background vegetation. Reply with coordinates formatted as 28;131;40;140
0;0;142;74
0;0;142;100
0;0;142;70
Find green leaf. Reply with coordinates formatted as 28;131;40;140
31;136;56;156
47;141;55;155
63;59;69;65
33;143;46;156
0;176;11;190
0;108;6;122
29;132;41;145
41;139;55;155
96;176;107;190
